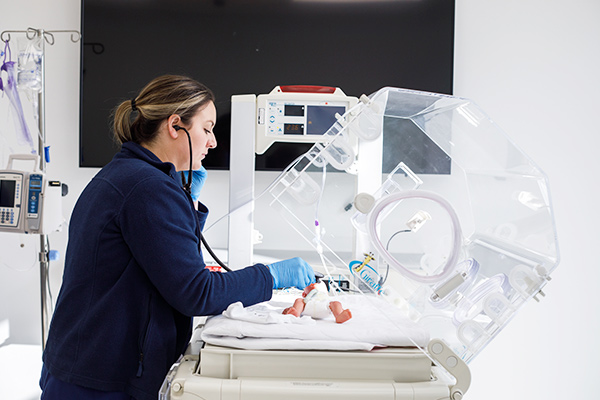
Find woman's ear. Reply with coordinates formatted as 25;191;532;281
166;114;182;139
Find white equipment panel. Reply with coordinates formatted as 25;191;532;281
228;86;357;269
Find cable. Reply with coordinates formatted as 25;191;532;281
313;161;327;254
200;232;231;272
380;229;411;285
171;124;230;272
45;236;54;309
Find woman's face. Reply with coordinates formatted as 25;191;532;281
185;101;217;170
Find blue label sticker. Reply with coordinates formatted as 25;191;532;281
349;260;382;294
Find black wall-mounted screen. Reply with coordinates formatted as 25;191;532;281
80;0;455;172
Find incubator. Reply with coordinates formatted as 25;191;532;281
160;87;559;400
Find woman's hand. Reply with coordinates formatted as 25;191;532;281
182;166;207;201
268;257;315;289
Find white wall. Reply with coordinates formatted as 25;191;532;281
455;1;600;399
1;0;599;398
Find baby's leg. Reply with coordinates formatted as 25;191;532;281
283;298;305;317
329;301;352;323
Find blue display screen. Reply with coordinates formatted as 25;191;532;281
306;106;346;135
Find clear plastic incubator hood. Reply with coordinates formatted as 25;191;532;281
251;86;559;364
160;87;560;400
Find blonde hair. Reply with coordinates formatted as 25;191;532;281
112;75;215;145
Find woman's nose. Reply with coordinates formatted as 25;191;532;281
208;132;217;149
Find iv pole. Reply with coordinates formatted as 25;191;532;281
0;27;80;349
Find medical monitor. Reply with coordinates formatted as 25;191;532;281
79;0;455;171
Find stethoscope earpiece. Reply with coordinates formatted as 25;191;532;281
173;124;193;194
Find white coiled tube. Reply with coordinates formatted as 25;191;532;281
366;190;462;285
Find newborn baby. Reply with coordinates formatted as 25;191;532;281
283;282;352;323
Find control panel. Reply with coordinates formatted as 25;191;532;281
26;174;43;231
0;172;24;228
261;101;348;137
255;86;358;154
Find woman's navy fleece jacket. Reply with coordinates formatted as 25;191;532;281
42;142;273;400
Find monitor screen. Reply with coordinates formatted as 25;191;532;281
80;0;455;172
0;180;16;208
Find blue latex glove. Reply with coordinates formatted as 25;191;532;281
182;166;207;202
268;257;315;289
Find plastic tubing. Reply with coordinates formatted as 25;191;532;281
366;190;462;285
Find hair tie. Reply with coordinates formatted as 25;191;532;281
131;98;138;112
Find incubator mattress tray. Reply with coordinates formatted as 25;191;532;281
160;342;449;400
198;343;432;382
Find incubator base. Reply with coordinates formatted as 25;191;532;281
160;327;454;400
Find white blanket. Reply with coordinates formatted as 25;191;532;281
201;293;429;351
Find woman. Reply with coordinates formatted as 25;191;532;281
40;75;314;399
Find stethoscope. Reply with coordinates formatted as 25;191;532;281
172;125;326;284
173;124;232;272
